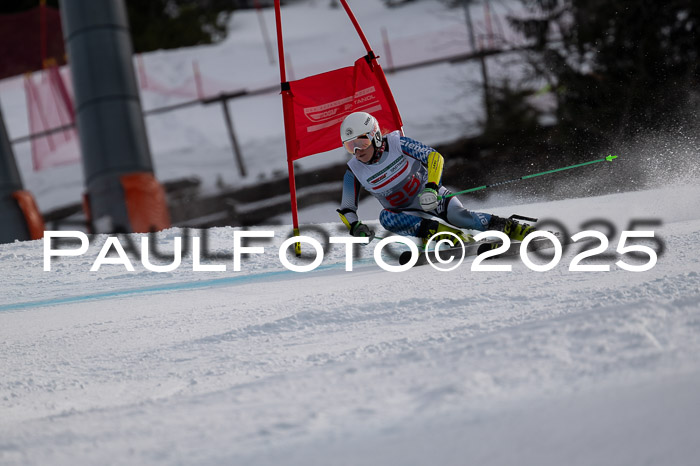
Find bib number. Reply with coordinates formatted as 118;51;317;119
386;176;421;207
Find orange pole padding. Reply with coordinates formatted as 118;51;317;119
82;192;92;232
12;190;45;240
120;173;171;233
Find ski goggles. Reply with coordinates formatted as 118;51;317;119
343;135;372;154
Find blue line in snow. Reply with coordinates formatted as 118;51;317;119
0;259;374;313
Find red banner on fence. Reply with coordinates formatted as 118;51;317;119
288;56;402;160
24;66;81;171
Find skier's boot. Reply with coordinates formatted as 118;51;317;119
487;215;536;241
417;219;474;247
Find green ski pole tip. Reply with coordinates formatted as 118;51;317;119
606;155;618;161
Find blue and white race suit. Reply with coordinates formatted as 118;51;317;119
339;131;492;237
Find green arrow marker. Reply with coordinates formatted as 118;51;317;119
606;155;618;161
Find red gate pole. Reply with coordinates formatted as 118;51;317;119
339;0;372;53
339;0;403;134
274;0;302;255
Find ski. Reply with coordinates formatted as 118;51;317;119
398;232;565;267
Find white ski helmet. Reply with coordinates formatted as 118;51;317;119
340;112;382;154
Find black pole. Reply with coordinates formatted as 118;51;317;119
61;0;168;233
463;0;492;128
221;100;247;178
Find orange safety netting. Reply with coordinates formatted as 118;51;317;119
135;55;244;100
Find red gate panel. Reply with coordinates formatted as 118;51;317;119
288;56;403;159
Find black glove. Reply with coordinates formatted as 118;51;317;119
350;221;375;241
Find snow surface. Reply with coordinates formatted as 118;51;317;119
1;1;700;464
1;183;700;465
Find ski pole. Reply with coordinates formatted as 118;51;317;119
441;155;618;199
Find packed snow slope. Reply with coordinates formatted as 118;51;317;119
1;183;699;465
1;1;699;463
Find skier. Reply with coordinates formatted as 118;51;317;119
337;111;535;244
